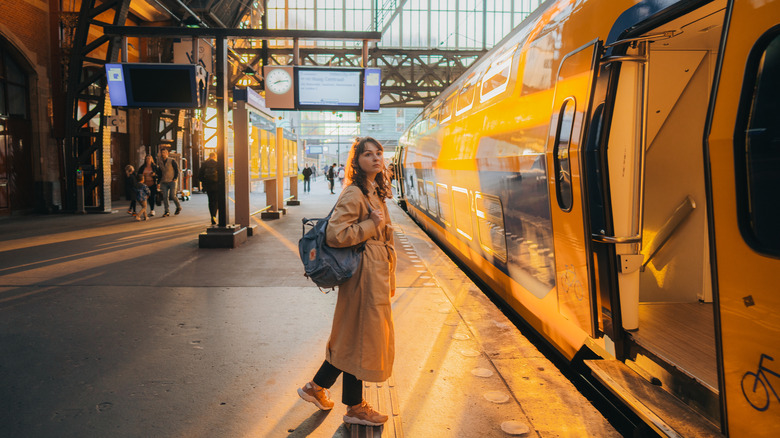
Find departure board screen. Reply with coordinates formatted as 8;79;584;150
296;68;363;111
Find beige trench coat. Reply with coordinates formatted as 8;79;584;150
325;184;397;382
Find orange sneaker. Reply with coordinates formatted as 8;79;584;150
297;382;334;410
343;400;388;426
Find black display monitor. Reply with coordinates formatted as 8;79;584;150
106;63;207;109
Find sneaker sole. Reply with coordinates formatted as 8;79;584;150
297;387;333;411
342;415;387;426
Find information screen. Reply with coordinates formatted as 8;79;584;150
296;68;363;111
105;63;203;108
128;67;194;106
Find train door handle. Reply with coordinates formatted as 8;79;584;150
591;234;641;244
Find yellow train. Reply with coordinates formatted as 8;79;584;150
394;0;780;435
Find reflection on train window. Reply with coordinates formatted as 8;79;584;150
418;178;428;211
475;193;508;262
521;30;557;96
426;180;437;217
456;73;479;115
436;183;452;226
452;187;473;240
553;98;575;211
406;171;417;204
740;32;780;253
480;46;516;102
438;97;453;124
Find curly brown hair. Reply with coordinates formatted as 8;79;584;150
343;137;392;199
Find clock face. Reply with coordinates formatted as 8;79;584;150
266;69;292;94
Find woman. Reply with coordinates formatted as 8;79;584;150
136;154;160;217
297;137;397;426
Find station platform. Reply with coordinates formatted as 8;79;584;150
0;177;619;437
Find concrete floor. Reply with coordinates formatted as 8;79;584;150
0;178;618;437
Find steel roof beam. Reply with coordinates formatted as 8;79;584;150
102;25;382;41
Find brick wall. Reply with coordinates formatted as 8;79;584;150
0;0;50;68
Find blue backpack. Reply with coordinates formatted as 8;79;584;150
299;207;365;291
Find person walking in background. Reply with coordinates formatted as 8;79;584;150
302;165;312;192
134;173;150;221
337;164;345;187
327;163;336;194
137;154;160;217
198;152;220;225
297;137;396;426
158;148;182;217
124;164;137;216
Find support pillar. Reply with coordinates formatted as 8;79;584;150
233;100;255;235
199;36;247;248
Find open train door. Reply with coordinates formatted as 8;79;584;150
706;0;780;435
545;40;602;337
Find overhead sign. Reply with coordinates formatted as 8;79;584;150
234;86;275;118
363;68;381;112
105;63;208;109
262;66;382;112
297;67;362;110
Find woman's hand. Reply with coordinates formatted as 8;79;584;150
370;208;384;227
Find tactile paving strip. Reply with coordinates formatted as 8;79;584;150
347;376;403;438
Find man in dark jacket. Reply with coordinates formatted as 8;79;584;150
158;148;182;217
198;152;220;225
302;166;312;192
327;163;336;194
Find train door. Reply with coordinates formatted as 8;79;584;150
596;2;729;428
706;0;780;435
392;144;406;208
546;41;601;337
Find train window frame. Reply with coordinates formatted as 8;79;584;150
452;186;473;241
734;28;780;257
475;192;508;263
480;45;518;103
438;96;454;124
455;73;481;116
418;177;429;211
425;180;438;218
553;97;576;212
436;183;452;226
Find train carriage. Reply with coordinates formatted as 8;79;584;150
395;0;780;436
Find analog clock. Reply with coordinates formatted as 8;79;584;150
266;68;292;94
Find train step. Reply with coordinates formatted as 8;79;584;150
584;359;723;438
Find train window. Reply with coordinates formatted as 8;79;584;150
475;193;508;262
737;32;780;254
418;177;428;211
480;46;516;103
456;73;479;116
436;183;452;226
439;97;453;124
553;98;575;211
452;187;473;240
426;180;438;217
521;30;557;96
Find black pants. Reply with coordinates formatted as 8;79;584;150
303;178;311;192
328;178;334;193
313;360;362;406
128;197;136;212
205;188;218;223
